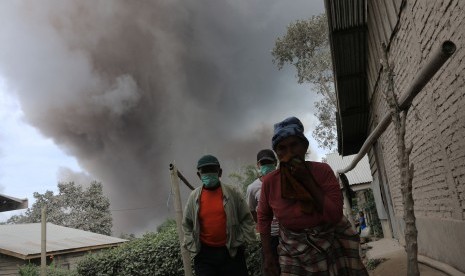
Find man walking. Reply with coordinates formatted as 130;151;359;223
183;154;256;276
246;149;280;275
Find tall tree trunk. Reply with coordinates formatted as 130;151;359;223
382;45;419;276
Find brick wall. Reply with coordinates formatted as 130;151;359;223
370;0;465;221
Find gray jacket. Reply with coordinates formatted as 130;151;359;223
182;183;256;257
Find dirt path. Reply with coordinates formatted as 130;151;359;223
369;251;448;276
364;239;449;276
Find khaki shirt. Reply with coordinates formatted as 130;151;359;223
182;183;256;257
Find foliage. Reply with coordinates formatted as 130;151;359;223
360;190;383;238
365;258;385;271
118;232;137;241
228;164;260;194
77;218;262;276
77;220;188;276
8;182;112;235
18;263;79;276
156;218;176;233
245;238;262;276
272;13;337;151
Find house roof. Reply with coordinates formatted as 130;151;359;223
325;152;373;185
0;223;127;259
0;193;28;212
324;0;369;156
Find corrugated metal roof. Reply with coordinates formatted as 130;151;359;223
324;0;370;156
325;152;372;185
0;223;126;259
0;193;28;212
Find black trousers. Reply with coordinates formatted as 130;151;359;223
194;244;249;276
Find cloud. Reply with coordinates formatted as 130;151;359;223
0;0;324;234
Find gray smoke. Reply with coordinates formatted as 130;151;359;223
0;0;324;235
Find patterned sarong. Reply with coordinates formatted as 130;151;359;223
278;216;368;276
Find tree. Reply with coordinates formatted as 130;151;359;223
8;181;113;236
272;14;337;151
228;164;260;194
382;45;419;275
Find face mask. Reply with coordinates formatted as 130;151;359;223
200;173;220;188
260;164;276;176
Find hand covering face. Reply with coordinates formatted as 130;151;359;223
280;157;324;214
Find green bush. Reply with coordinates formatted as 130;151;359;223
77;224;190;276
19;263;78;276
245;238;261;276
77;221;262;275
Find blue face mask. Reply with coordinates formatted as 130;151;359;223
260;164;276;176
200;173;220;188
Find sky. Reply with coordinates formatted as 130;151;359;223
0;0;329;235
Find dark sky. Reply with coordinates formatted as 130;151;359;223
0;0;325;235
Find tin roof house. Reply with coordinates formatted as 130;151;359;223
0;223;127;275
0;194;28;213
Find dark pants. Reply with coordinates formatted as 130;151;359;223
261;235;280;276
194;244;249;276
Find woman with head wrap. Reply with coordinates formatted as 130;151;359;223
257;117;367;276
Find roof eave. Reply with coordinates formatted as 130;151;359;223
324;0;370;156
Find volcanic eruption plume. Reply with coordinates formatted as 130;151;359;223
0;0;323;234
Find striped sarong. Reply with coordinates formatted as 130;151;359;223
278;216;368;276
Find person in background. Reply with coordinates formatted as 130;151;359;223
356;211;367;234
183;154;256;276
257;117;367;276
246;149;280;275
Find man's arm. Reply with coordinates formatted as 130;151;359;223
245;181;259;222
251;210;257;222
257;178;279;275
182;194;195;250
234;187;256;243
319;163;344;223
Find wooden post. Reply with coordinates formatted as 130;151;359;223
343;192;355;229
169;163;193;276
41;207;46;276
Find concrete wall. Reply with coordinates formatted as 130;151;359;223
366;0;465;272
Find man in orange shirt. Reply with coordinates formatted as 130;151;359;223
183;154;256;276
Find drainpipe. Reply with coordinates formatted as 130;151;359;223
337;40;456;174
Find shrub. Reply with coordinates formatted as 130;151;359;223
77;224;189;275
19;263;78;276
77;221;262;275
245;238;261;276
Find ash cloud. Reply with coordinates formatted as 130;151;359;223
0;0;324;234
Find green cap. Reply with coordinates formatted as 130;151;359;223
197;155;220;169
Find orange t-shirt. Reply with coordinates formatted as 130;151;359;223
199;187;227;247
